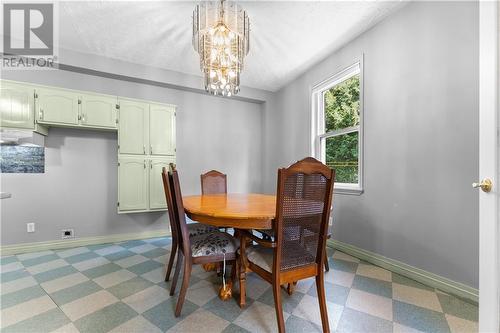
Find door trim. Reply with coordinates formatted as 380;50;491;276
478;1;500;331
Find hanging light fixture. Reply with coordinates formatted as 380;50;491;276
193;0;250;97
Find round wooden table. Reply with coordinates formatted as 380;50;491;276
183;193;276;230
183;193;276;307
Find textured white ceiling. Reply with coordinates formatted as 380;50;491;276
60;1;405;92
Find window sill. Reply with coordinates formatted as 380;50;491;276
333;186;363;196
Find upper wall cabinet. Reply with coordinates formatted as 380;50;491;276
0;81;35;129
80;94;118;129
36;87;79;125
150;103;176;156
118;99;149;155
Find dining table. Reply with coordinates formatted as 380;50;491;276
183;193;276;307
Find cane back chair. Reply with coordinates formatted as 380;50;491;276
239;157;335;332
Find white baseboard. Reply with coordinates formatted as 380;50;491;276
0;229;171;256
327;239;478;304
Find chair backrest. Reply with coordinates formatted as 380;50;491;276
162;164;181;246
273;157;335;273
169;168;192;256
200;170;227;195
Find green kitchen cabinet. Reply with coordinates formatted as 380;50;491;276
118;99;149;155
149;103;176;156
149;157;175;210
118;156;148;211
36;87;80;125
80;93;118;129
0;81;35;129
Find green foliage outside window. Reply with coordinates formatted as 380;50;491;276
323;75;360;183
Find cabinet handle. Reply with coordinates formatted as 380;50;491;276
82;114;86;123
150;145;153;155
143;145;146;155
150;161;152;169
78;115;82;121
39;109;44;120
144;161;146;169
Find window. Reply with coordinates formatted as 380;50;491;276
312;62;363;194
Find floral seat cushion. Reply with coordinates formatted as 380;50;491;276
190;231;239;257
187;222;218;237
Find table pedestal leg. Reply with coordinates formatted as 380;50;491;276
236;229;247;308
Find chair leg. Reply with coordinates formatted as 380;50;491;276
315;273;330;333
324;247;330;272
238;261;246;308
272;281;286;333
170;251;183;296
175;257;192;317
165;240;178;281
286;281;297;295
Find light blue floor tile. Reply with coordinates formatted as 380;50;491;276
329;258;358;273
108;276;154;299
74;302;138;333
33;265;76;283
1;285;46;309
307;281;349;306
351;275;392;298
2;308;70;333
203;294;254;322
393;300;451;333
141;248;167;259
1;269;30;283
82;263;121;279
337;308;393;333
392;274;435;292
20;254;59;267
63;251;99;264
104;250;136;262
127;260;163;275
258;288;305;314
50;280;102;306
142;298;198;331
221;323;252;333
286;314;322;333
87;243;113;251
120;240;147;249
0;256;18;265
437;293;478;322
150;238;172;247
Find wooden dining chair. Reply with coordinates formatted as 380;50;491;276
162;164;219;282
201;170;227;194
238;157;335;332
163;166;238;317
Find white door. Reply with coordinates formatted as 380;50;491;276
80;93;117;129
118;99;149;155
36;87;79;125
0;81;35;129
149;103;176;156
478;2;499;332
118;156;148;212
149;157;175;210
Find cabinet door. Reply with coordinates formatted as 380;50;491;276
118;99;149;155
36;87;79;125
118;156;148;211
149;157;175;210
80;94;117;129
0;81;35;129
149;104;175;156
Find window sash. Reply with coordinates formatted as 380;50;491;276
319;129;360;186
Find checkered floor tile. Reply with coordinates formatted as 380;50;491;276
0;237;478;332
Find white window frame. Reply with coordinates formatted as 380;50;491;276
311;60;364;195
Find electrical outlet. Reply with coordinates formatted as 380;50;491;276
27;223;35;233
61;229;74;239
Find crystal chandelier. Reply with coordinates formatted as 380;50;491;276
193;0;250;96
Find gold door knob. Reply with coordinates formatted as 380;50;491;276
472;178;493;192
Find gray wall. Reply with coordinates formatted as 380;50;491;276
1;69;263;245
262;1;479;287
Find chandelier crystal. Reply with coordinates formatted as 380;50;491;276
193;0;250;96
